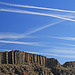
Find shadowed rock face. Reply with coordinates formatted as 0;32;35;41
63;61;75;68
0;50;75;75
46;58;61;68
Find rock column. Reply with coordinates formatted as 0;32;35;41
37;55;39;65
25;53;29;64
0;52;3;64
5;52;8;64
11;51;14;64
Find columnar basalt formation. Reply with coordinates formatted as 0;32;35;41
0;50;60;68
33;54;37;63
0;50;75;75
5;52;8;64
0;52;3;64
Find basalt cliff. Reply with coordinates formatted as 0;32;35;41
0;50;75;75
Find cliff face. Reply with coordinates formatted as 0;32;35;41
0;50;75;75
0;50;60;68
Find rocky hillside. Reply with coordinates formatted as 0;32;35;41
0;50;75;75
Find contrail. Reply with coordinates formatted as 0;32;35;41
31;52;75;58
0;32;25;39
51;49;75;54
8;18;64;41
0;49;11;51
0;40;44;47
53;42;75;47
46;36;75;41
0;1;75;13
0;18;64;46
20;19;64;37
0;8;75;22
0;19;64;40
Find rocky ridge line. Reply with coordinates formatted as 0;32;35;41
0;50;75;75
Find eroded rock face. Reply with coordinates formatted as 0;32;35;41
51;67;75;75
0;50;61;68
63;61;75;68
0;50;47;66
46;58;61;68
0;50;75;75
0;64;54;75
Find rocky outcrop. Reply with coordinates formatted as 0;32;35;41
0;50;75;75
46;58;61;68
0;64;54;75
0;50;61;68
63;61;75;68
51;67;75;75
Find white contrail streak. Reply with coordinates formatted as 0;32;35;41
10;19;64;41
0;19;64;40
0;33;25;39
46;36;75;41
0;32;34;39
0;1;75;13
0;8;75;22
26;51;75;58
55;42;75;47
51;49;75;54
0;40;43;46
0;49;11;51
21;19;64;36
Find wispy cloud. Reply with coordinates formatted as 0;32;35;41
0;18;64;47
50;42;75;47
44;36;75;47
0;8;75;22
24;51;75;58
0;49;11;51
0;1;75;13
0;32;24;39
1;2;75;49
38;47;75;58
0;40;45;47
53;42;75;47
62;43;75;47
47;47;75;54
0;32;35;39
52;49;75;54
47;36;75;41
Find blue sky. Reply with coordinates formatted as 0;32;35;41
0;0;75;64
